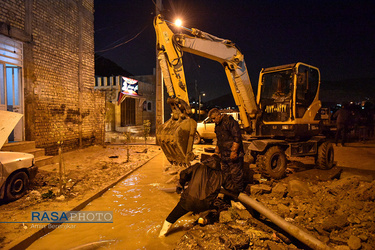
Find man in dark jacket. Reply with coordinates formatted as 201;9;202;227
333;104;351;146
159;154;223;237
208;108;245;196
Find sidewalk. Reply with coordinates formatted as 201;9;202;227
333;139;375;171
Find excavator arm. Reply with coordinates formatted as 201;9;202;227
154;15;258;165
154;16;196;166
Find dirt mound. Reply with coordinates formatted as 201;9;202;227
176;167;375;249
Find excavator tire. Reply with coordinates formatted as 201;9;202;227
316;142;334;170
260;146;287;180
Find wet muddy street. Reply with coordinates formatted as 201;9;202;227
28;153;195;250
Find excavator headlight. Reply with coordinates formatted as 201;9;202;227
281;125;294;130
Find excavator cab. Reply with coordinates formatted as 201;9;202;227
257;62;321;138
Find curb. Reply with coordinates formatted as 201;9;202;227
6;151;162;250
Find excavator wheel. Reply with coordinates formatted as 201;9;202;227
316;142;334;170
259;146;287;180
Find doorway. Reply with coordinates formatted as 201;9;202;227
121;97;136;127
0;35;24;142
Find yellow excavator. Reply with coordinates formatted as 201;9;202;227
154;15;334;179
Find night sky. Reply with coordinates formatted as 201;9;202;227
94;0;375;101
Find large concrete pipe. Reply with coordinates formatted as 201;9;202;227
160;187;330;249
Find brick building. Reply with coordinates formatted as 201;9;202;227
0;0;104;155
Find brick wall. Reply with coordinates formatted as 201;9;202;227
0;0;25;30
1;0;105;155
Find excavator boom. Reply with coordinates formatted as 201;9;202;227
154;15;196;166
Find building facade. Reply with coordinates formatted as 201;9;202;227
0;0;104;155
95;75;156;136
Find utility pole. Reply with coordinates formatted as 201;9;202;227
77;0;83;148
155;0;163;130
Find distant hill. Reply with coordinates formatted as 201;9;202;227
95;54;132;77
320;78;375;103
205;93;236;110
204;77;375;109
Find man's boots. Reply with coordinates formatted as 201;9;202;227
158;220;173;237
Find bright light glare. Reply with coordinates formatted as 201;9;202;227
175;19;182;27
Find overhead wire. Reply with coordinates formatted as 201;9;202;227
95;25;149;53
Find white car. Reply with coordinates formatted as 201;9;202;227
0;111;37;201
194;112;241;144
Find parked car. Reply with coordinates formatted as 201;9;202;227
0;111;37;201
194;112;241;144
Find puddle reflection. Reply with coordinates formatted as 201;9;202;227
27;154;196;250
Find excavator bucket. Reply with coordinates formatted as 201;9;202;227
156;100;197;166
156;116;196;166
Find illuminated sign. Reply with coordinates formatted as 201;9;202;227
118;77;139;104
121;77;139;96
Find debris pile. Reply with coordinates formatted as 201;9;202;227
175;167;375;249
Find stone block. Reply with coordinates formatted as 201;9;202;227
250;184;272;195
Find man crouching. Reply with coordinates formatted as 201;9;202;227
159;154;223;237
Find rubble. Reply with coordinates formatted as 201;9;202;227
175;166;375;249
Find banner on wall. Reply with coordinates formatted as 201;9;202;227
117;77;139;104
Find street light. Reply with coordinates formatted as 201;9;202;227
174;19;182;27
198;92;205;121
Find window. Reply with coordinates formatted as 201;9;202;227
260;69;293;122
261;70;293;100
295;65;319;118
143;101;152;112
6;65;20;106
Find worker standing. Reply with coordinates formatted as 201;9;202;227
333;104;351;146
208;108;245;197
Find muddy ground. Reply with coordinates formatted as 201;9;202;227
0;144;161;249
1;143;374;250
